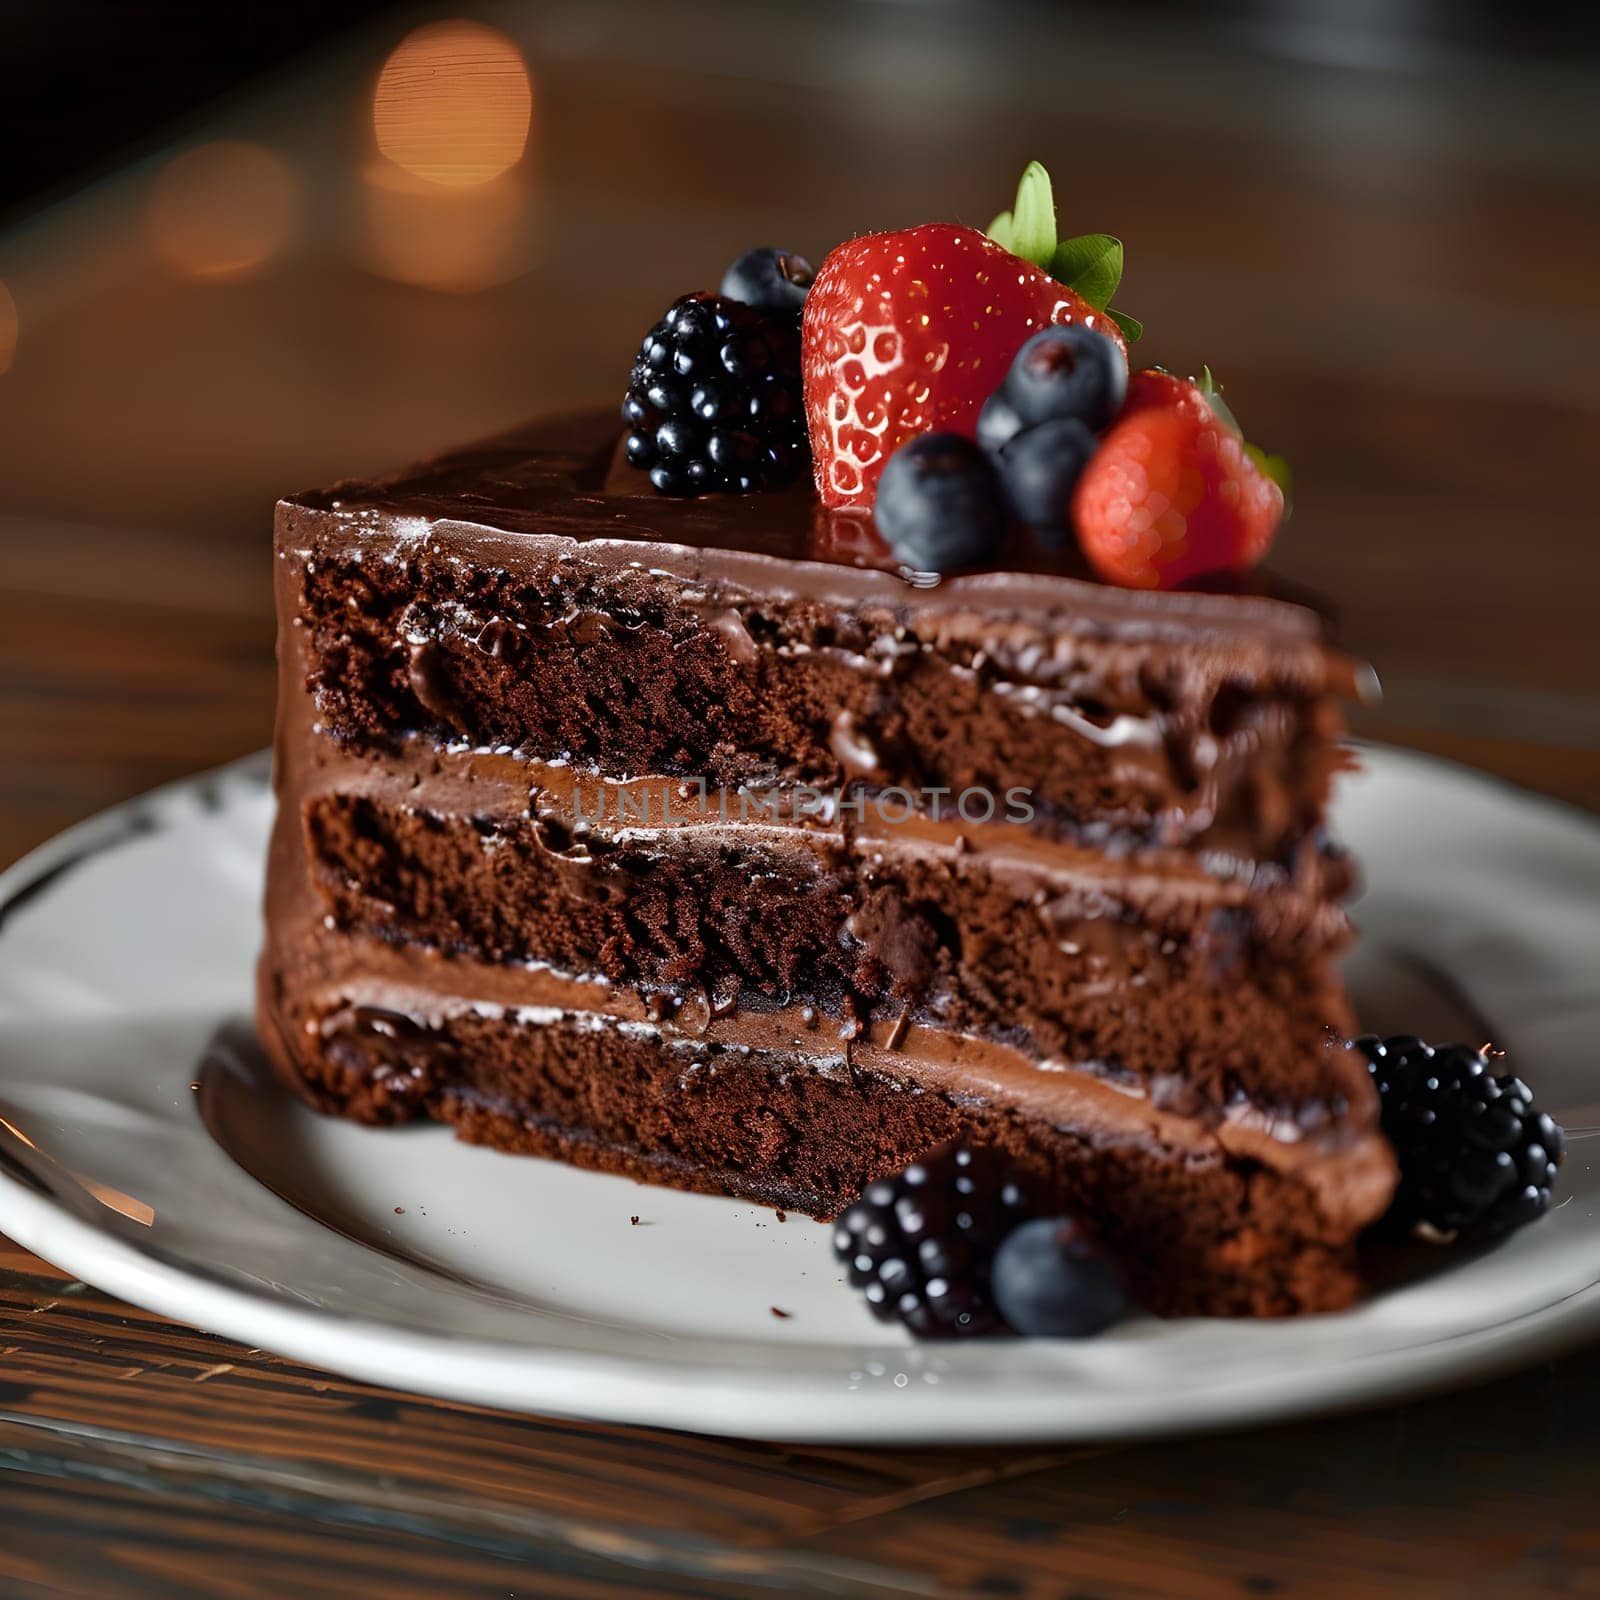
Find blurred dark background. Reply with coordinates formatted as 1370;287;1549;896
0;0;1597;863
6;1;1598;220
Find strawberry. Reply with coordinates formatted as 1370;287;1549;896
802;224;1122;507
1118;367;1198;418
1071;369;1285;590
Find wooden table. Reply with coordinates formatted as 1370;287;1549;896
0;4;1596;1593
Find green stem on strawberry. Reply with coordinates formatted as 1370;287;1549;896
987;162;1143;342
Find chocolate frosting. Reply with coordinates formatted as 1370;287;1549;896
286;409;1357;654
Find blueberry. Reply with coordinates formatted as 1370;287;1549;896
996;416;1098;531
1004;325;1127;433
976;388;1025;454
992;1217;1127;1338
874;433;1005;572
720;247;815;320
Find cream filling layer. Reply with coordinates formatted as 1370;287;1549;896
279;920;1394;1234
295;736;1350;944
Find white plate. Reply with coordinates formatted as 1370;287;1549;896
0;747;1595;1444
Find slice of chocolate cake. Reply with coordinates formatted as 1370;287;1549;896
259;409;1394;1318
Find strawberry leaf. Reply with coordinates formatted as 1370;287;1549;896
986;209;1016;253
1050;234;1123;311
1008;160;1058;270
1245;443;1293;496
1106;308;1143;342
1197;366;1240;433
987;161;1143;338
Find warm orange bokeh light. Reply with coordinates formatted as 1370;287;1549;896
0;279;16;374
373;20;533;187
360;161;533;293
147;141;299;279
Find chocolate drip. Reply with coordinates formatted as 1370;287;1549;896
318;1003;440;1116
405;639;469;733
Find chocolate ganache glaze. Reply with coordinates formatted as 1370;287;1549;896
292;409;1353;628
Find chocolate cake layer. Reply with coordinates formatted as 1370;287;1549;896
285;412;1362;860
299;746;1358;1115
259;926;1392;1318
259;409;1396;1317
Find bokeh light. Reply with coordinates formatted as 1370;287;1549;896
0;279;16;374
147;141;299;279
360;161;533;293
373;20;533;187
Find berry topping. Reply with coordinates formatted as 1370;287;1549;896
1002;325;1128;434
806;224;1120;505
803;162;1135;509
873;432;1005;572
832;1144;1033;1338
1071;368;1285;589
720;247;815;321
995;415;1098;535
1356;1035;1566;1240
991;1216;1128;1338
622;293;807;496
1119;366;1199;418
803;221;1124;508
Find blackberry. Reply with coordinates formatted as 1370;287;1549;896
622;292;806;496
1357;1035;1565;1240
832;1144;1033;1338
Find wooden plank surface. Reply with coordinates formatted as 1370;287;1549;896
0;1;1597;1594
0;1239;1598;1598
